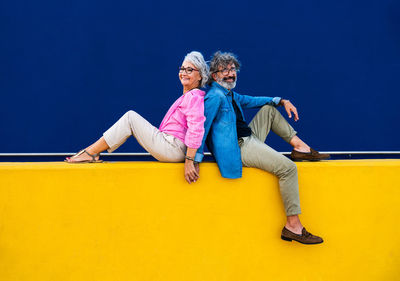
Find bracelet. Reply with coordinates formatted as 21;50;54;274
185;156;195;161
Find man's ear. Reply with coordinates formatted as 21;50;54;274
211;73;217;81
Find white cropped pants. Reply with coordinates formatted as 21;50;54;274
103;110;187;162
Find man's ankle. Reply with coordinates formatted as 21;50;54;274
285;223;303;234
293;145;310;153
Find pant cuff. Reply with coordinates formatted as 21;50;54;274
103;132;117;153
284;130;298;144
286;207;301;217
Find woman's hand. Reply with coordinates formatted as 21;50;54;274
184;147;200;184
184;159;199;184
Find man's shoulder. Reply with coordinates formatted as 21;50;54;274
232;90;245;98
205;86;226;100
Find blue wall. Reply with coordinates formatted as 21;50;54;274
1;0;399;153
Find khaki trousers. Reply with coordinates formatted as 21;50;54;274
240;105;301;216
103;110;186;162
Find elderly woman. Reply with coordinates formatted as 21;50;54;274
66;51;208;184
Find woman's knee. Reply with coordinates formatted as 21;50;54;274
123;110;140;123
125;110;137;118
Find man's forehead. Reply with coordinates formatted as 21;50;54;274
218;62;235;69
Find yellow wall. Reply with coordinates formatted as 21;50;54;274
0;160;399;281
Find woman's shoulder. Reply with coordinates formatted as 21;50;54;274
180;89;205;107
185;88;206;97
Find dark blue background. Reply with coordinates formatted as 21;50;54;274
1;0;399;153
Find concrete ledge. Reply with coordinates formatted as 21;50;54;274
0;160;399;281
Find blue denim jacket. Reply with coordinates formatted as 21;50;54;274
195;82;281;178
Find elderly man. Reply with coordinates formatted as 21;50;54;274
193;51;328;244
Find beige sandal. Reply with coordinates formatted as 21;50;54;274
65;149;103;163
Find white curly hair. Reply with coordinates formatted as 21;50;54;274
183;51;209;88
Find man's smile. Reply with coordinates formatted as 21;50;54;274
223;76;236;82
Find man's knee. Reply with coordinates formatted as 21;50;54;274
276;158;298;178
287;160;297;174
260;104;277;114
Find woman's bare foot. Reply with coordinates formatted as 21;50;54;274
66;137;109;163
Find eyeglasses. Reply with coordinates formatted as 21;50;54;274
216;67;239;75
179;66;199;74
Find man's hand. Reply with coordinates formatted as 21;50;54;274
184;160;199;184
281;99;299;121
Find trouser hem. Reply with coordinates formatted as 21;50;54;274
286;210;302;216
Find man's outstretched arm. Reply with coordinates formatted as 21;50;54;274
237;93;299;122
236;92;280;109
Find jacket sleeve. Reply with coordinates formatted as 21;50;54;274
194;93;223;162
180;92;206;149
236;92;281;109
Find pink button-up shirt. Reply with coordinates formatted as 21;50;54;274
159;89;206;149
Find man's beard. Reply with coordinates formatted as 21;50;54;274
216;76;236;90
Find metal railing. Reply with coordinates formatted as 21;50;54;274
0;151;400;156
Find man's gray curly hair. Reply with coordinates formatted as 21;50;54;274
183;51;209;88
208;51;241;85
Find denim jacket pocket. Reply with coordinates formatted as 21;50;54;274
218;107;234;124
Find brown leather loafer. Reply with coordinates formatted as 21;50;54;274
281;227;323;244
290;148;330;161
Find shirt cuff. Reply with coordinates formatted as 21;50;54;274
194;152;204;163
272;97;282;106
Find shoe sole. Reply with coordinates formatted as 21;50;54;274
291;157;330;162
64;160;104;163
281;235;324;245
291;158;321;162
281;235;293;242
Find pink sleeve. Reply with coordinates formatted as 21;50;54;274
180;90;206;149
